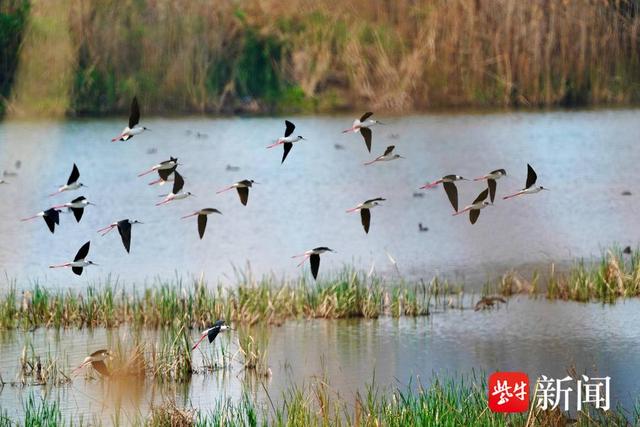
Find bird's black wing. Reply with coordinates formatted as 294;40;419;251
74;241;90;261
129;96;140;128
71;208;84;223
67;164;80;185
487;179;497;203
91;360;110;377
284;120;295;137
473;188;489;204
491;169;506;176
383;145;394;156
71;196;86;204
237;187;249;206
525;164;537;189
212;319;225;328
43;213;56;234
469;209;481;225
364;197;385;204
158;165;176;181
442;182;458;212
282;142;293;163
360;112;373;122
72;267;84;276
207;326;221;343
117;220;132;253
360;127;372;152
360;208;371;234
172;171;184;194
197;214;207;239
48;209;60;225
310;253;321;280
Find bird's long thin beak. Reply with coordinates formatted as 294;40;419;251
89;202;97;206
398;155;405;159
377;121;386;125
92;263;99;266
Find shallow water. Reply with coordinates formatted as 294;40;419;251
1;110;640;287
0;299;639;422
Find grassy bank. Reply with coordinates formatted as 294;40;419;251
0;375;636;426
4;0;640;116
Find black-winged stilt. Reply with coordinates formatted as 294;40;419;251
453;188;492;224
49;241;97;276
52;196;95;222
216;179;256;206
503;164;549;200
72;349;112;377
147;164;177;186
266;120;305;163
138;157;178;177
21;208;62;234
474;169;506;203
181;208;222;239
292;247;335;280
112;96;149;142
364;145;404;165
343;112;383;152
420;175;468;212
191;320;232;350
49;164;85;197
97;219;143;253
156;171;194;206
346;197;385;234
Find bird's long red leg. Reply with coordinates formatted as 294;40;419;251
137;168;157;177
346;206;361;213
181;212;198;219
297;255;310;267
155;198;172;206
71;360;91;375
49;263;71;269
48;190;61;197
215;186;234;194
473;175;489;181
191;333;207;350
452;207;472;216
420;179;442;190
51;204;66;209
20;215;39;222
97;225;116;235
363;159;378;166
503;191;524;200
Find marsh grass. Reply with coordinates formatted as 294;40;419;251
13;343;70;387
237;327;271;377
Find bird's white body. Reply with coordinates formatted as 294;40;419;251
119;125;147;140
57;182;82;193
376;154;402;162
351;119;379;131
483;171;506;180
355;201;381;211
454;201;492;216
161;192;193;204
278;135;304;144
519;186;544;195
65;199;91;208
70;260;92;268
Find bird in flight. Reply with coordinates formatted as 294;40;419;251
292;247;335;280
49;164;85;197
72;349;112;377
420;175;468;212
49;241;97;275
112;96;149;142
52;196;95;222
147;164;177;186
97;219;143;253
364;145;404;165
181;208;222;239
453;188;492;224
216;179;257;206
192;320;232;350
266;120;305;163
474;169;506;203
156;171;194;206
21;208;62;234
346;197;386;234
137;157;179;177
343;112;383;152
503;164;549;200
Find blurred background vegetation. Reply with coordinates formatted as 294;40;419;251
2;0;640;117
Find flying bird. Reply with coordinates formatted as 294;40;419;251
420;175;468;212
147;164;177;186
49;241;97;275
266;120;305;163
453;188;492;224
364;145;404;165
503;164;549;200
72;349;112;377
192;320;232;350
346;198;385;234
137;157;178;177
216;179;256;206
21;208;61;234
181;208;222;239
156;171;194;206
52;196;95;222
97;219;143;253
49;164;85;197
112;96;149;142
292;247;335;280
474;169;506;203
342;112;383;152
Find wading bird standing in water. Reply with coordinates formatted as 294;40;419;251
97;219;143;253
137;157;178;177
266;120;305;164
156;171;194;206
112;96;149;142
364;145;403;165
192;320;232;350
453;188;492;224
503;164;549;200
72;349;112;377
343;112;383;152
346;198;386;234
216;179;257;206
420;175;468;212
49;241;97;276
474;169;506;203
52;196;95;222
49;164;85;197
292;247;335;280
21;208;61;234
181;208;222;239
